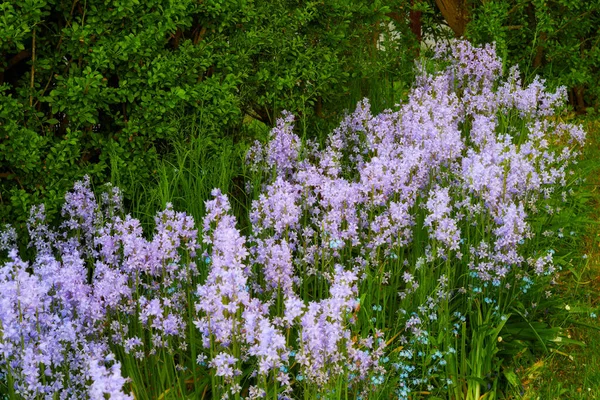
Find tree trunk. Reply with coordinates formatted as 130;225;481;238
435;0;470;36
533;32;547;68
410;0;423;57
574;86;586;114
410;1;423;43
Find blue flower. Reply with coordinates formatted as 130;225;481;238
329;238;343;249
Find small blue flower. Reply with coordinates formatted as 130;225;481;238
329;238;343;249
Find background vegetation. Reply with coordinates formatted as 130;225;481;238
2;0;599;227
0;0;416;228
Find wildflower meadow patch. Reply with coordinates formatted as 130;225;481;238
0;40;587;399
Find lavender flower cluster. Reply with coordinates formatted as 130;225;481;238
246;39;584;396
0;181;134;399
249;40;583;283
196;190;385;397
0;39;584;399
0;177;202;399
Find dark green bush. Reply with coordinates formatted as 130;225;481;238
0;0;417;226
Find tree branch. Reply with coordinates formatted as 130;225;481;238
6;50;31;70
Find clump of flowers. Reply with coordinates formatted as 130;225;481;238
0;39;585;400
247;39;584;398
195;189;290;397
0;187;133;399
0;179;202;399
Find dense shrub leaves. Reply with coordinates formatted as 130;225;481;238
0;0;413;227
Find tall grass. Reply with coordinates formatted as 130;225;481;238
109;114;264;237
512;116;600;399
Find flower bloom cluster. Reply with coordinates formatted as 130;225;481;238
195;189;385;395
0;193;134;398
0;178;200;399
0;39;584;399
195;189;288;385
246;39;584;397
249;39;583;284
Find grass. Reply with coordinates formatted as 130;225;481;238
111;116;266;236
516;115;600;399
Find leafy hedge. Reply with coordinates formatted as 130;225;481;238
0;0;416;225
4;0;598;228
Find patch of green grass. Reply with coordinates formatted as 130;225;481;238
513;116;600;400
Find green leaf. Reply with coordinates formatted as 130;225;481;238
503;369;520;388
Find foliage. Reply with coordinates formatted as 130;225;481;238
0;0;417;228
463;0;600;111
513;117;600;399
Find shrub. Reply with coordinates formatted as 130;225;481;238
0;0;416;228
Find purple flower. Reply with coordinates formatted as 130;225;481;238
210;352;239;379
266;111;301;177
87;352;133;400
0;224;17;252
61;175;99;257
250;177;302;238
196;191;288;378
424;187;461;251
